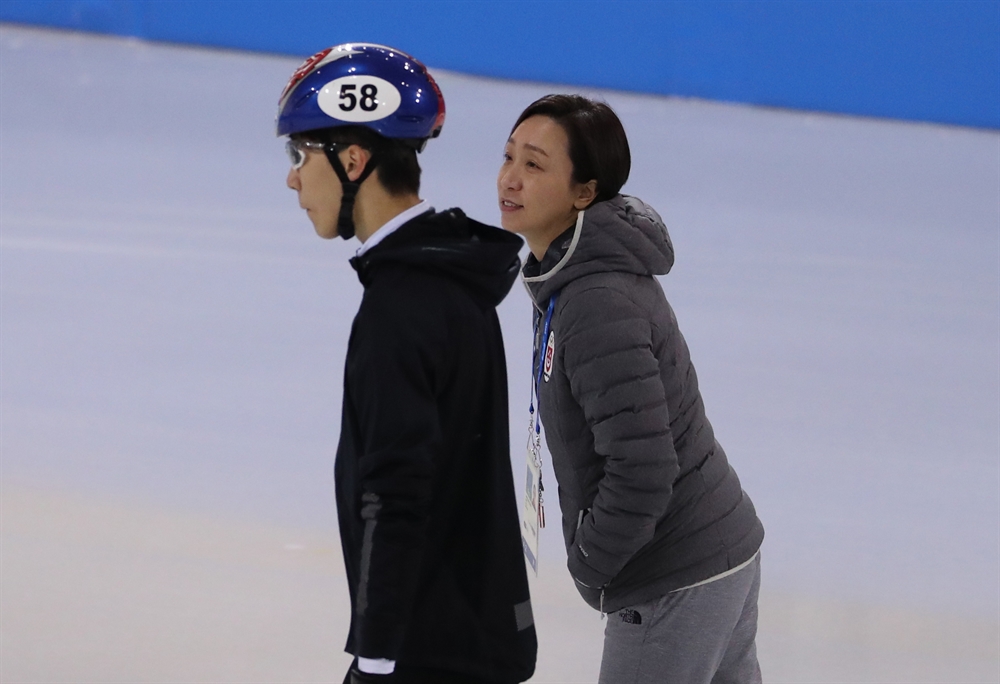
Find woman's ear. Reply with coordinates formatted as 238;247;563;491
574;180;598;210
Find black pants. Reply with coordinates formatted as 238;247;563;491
344;662;514;684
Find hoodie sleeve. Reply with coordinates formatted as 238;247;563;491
558;284;679;590
347;283;447;659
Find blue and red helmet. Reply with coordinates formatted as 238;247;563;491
276;43;445;148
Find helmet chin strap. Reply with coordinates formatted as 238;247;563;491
324;145;379;241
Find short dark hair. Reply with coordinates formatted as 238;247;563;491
300;126;421;196
512;95;630;204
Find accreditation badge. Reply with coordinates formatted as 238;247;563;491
523;291;557;575
521;417;544;574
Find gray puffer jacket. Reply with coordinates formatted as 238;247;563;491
524;195;764;613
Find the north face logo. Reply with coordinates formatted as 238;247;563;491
620;608;642;625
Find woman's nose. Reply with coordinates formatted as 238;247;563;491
287;167;299;190
499;166;519;190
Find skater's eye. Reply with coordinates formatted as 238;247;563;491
285;139;327;170
286;142;305;169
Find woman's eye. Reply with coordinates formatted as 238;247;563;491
527;161;539;169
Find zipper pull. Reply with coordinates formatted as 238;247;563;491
600;588;606;620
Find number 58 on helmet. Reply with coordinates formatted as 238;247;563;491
276;43;446;150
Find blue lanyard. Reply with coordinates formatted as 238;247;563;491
530;292;559;436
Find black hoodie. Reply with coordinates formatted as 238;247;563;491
336;208;536;683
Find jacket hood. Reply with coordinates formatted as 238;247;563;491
351;208;523;308
522;194;673;306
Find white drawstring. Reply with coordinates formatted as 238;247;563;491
522;209;585;284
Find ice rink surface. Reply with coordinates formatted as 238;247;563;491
1;26;998;682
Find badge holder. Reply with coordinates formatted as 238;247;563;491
521;294;557;575
522;409;545;574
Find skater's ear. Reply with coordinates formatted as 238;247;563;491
340;144;374;184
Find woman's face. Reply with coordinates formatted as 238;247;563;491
497;115;596;248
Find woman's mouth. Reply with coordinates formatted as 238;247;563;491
500;199;522;212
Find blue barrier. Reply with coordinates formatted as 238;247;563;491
2;0;997;129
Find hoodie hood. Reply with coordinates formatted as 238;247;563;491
351;208;523;308
522;194;674;306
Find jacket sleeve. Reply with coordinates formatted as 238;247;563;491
559;285;679;590
348;286;446;659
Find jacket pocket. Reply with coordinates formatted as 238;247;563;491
568;508;609;611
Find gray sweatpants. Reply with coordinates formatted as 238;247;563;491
598;553;762;684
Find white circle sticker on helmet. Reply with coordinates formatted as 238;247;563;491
317;76;402;123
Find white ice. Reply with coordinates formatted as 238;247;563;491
1;25;998;682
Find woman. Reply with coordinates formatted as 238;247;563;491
498;95;765;683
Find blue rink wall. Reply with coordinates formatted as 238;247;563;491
1;0;998;129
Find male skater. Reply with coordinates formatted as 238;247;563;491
277;43;536;684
